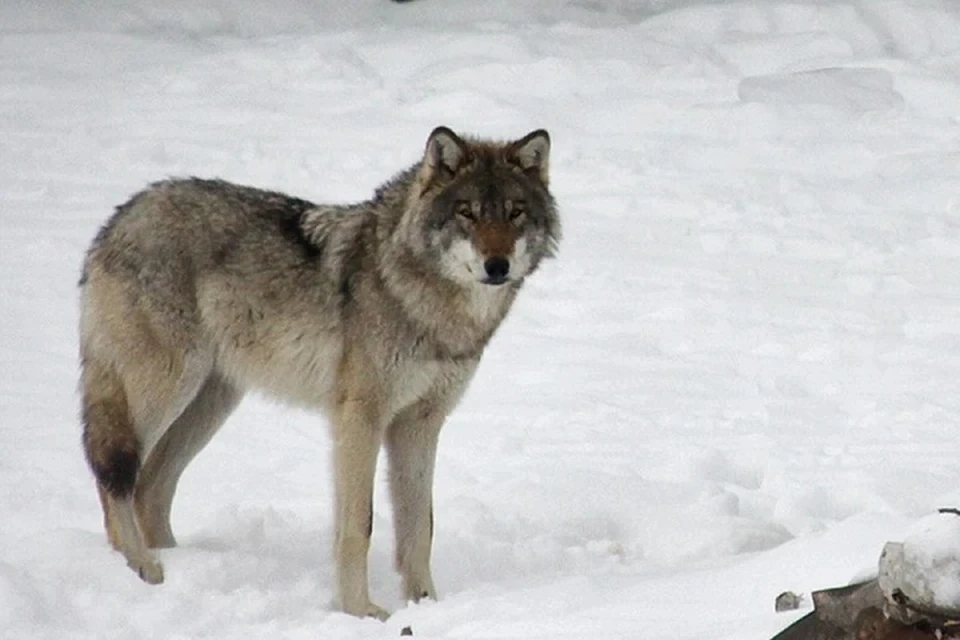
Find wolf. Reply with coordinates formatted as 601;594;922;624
78;126;560;619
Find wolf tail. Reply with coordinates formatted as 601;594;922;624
80;356;140;498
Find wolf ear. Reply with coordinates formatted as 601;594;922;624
422;126;469;182
507;129;550;184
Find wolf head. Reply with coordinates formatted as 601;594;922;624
404;127;560;288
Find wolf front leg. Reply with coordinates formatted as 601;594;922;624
332;396;390;621
385;399;448;604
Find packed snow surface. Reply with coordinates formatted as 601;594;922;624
3;0;960;638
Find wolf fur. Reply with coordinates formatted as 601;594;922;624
78;126;560;619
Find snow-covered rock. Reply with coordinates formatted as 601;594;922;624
879;511;960;617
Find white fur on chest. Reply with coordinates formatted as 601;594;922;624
389;359;442;416
383;283;508;416
387;357;470;417
464;281;512;329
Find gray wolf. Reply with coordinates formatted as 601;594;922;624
78;126;560;619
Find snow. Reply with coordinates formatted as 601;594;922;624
3;0;960;637
879;511;960;613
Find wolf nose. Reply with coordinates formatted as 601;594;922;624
483;256;510;282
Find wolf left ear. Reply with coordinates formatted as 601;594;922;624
423;126;469;182
507;129;550;184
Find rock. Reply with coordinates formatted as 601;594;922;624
776;591;804;612
878;511;960;619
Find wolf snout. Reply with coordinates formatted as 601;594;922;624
483;256;510;285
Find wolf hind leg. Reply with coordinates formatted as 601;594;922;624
96;484;122;550
81;358;164;583
82;329;214;581
135;373;243;549
108;495;165;583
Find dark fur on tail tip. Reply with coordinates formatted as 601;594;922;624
87;446;140;498
82;400;140;498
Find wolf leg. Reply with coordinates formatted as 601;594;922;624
135;374;242;549
96;484;122;550
385;400;445;603
81;312;213;582
332;397;389;620
81;357;164;583
106;494;165;583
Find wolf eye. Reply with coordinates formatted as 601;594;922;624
454;200;475;221
508;201;527;222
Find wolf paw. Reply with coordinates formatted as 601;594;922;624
130;558;165;584
367;603;391;621
343;600;390;621
403;579;437;604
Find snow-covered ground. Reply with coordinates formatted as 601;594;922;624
3;0;960;637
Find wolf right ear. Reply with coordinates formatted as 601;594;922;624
422;126;469;182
